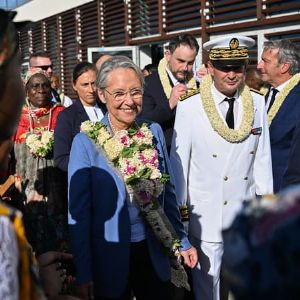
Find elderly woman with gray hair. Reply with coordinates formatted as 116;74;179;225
68;56;197;300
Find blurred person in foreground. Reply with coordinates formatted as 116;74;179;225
222;186;300;300
54;62;107;172
50;73;73;107
170;36;273;300
68;56;197;300
139;34;199;152
257;40;300;192
0;8;79;300
11;70;68;256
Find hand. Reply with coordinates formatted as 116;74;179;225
76;281;94;300
196;66;208;79
37;251;73;267
37;251;74;298
180;246;198;268
169;83;187;109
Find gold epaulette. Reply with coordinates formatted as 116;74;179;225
179;205;189;221
249;87;264;96
179;88;200;101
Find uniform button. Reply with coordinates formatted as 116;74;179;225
224;200;228;205
212;154;217;158
250;151;255;154
244;177;248;180
224;176;228;181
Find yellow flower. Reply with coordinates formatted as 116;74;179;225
268;73;300;125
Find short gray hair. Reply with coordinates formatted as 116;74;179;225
96;55;144;89
263;40;300;75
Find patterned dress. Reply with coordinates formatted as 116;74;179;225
12;104;68;255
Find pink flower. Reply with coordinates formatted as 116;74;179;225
124;161;137;176
120;135;130;146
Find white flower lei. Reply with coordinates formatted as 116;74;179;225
158;57;197;99
200;74;254;143
80;120;190;290
268;73;300;126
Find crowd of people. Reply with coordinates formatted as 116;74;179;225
1;6;300;300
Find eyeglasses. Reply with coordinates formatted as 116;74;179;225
31;65;53;71
29;83;51;91
104;88;144;101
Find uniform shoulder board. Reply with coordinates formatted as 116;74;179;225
249;87;264;96
179;88;200;101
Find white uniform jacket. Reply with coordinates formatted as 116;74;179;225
170;89;273;243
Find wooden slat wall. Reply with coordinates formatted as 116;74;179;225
31;21;43;53
44;16;60;77
61;9;77;99
265;30;300;46
206;0;257;25
80;1;100;61
165;0;201;32
102;0;125;45
130;0;159;38
263;0;300;16
16;0;300;89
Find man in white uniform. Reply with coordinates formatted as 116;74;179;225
170;36;273;300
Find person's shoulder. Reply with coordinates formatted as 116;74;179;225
136;118;163;135
144;71;160;85
179;88;200;102
249;87;264;96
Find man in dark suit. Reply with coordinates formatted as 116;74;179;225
257;39;300;192
140;34;199;152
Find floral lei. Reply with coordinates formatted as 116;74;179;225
24;104;57;158
200;74;254;143
268;73;300;125
158;57;197;99
81;120;190;290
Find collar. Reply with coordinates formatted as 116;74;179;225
211;83;240;105
275;77;293;93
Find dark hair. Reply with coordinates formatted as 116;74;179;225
168;34;199;55
29;51;51;65
142;64;157;74
72;62;97;84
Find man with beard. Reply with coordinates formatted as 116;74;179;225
140;34;199;153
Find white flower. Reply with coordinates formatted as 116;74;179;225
80;120;95;132
41;131;53;145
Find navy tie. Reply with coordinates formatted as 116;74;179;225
224;97;235;129
267;88;278;112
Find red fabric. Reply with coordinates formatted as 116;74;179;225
14;104;64;143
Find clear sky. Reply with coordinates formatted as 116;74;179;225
0;0;31;10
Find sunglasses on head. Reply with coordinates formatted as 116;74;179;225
32;65;53;71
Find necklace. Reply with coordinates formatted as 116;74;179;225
28;104;54;132
268;73;300;125
200;74;254;143
107;113;119;134
158;57;197;99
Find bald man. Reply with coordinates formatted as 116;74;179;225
95;54;112;70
